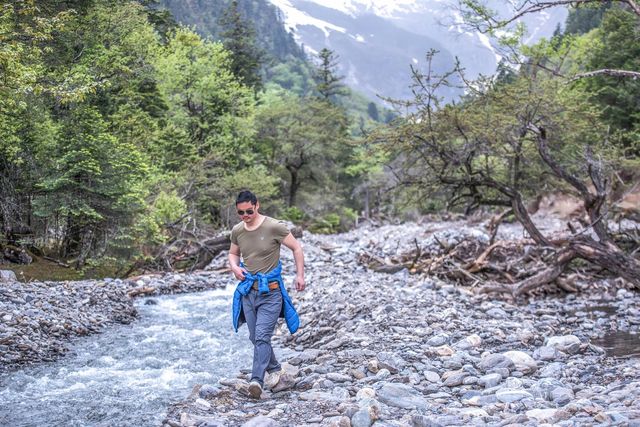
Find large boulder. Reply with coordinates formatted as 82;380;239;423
0;270;17;283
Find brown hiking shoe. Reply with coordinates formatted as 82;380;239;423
248;381;262;399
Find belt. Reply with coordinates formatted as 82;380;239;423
252;281;279;291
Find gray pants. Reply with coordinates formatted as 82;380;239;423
242;289;282;385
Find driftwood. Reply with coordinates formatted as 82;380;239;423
127;286;156;297
358;224;640;298
123;233;231;277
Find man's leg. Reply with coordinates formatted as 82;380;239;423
251;290;282;385
242;291;258;354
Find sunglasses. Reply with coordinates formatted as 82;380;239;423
237;209;255;216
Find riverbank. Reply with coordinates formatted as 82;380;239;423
164;219;640;426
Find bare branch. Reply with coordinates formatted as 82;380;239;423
571;68;640;81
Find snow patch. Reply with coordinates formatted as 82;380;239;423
269;0;347;38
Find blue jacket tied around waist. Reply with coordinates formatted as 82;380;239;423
232;261;300;334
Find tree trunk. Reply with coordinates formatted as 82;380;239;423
479;236;640;296
570;237;640;287
511;194;552;246
364;186;370;219
288;167;300;207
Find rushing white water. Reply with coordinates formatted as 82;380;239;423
0;286;252;427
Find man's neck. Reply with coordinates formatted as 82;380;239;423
244;214;266;231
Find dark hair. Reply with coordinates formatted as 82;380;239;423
236;190;257;205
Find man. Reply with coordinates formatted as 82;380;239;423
229;190;305;399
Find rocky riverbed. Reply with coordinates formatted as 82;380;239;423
1;216;639;426
163;219;640;427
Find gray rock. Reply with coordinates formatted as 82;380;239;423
551;386;574;405
427;334;449;347
198;384;222;399
423;370;440;383
486;308;508;318
242;416;279;427
478;354;514;372
351;408;375;427
377;383;430;410
0;270;17;282
411;415;443;427
546;335;582;354
539;362;564;378
496;388;534;403
376;351;405;374
534;346;560;361
478;373;502;389
443;370;468;387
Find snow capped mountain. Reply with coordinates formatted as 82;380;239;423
268;0;567;104
272;0;426;19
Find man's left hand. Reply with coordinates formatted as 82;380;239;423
294;275;305;292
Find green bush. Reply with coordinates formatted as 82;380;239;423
308;211;354;234
281;206;305;222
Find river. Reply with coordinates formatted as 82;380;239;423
0;286;250;427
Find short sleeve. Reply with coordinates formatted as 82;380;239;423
273;220;290;243
230;227;238;245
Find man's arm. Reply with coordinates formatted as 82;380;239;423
228;243;247;280
282;233;305;291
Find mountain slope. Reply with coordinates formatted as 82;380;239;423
268;0;567;104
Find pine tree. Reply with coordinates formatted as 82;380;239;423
314;48;346;101
218;0;264;92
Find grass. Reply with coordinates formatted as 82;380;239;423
1;257;129;282
1;259;83;282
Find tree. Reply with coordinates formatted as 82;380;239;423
154;27;255;161
314;48;347;101
218;0;264;92
374;52;640;295
457;0;640;80
367;102;380;121
581;8;640;153
564;2;611;35
35;107;149;266
255;91;350;207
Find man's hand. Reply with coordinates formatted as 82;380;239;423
231;265;248;281
294;274;305;292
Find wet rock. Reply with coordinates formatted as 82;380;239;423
546;335;582;354
199;384;223;399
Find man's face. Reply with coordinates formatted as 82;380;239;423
236;201;258;223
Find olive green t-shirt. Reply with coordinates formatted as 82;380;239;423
230;216;290;274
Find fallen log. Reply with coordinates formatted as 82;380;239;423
128;286;156;297
477;236;640;297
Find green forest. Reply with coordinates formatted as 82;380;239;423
1;0;639;281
